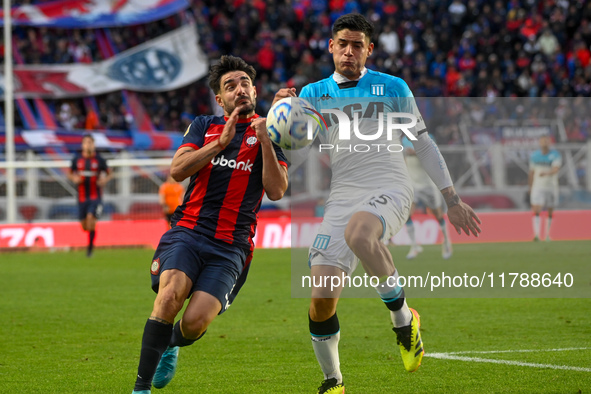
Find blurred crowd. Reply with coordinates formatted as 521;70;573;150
4;0;591;142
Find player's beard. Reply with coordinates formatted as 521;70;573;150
238;102;254;116
228;96;255;116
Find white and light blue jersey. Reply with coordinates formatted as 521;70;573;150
530;149;561;189
300;69;426;201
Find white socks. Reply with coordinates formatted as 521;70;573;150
311;332;342;383
375;271;412;328
533;215;541;238
391;299;412;328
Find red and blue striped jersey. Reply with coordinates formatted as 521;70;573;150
172;114;288;251
70;153;109;203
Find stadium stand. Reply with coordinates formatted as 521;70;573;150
2;0;591;142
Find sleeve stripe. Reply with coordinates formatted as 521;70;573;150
179;143;200;151
278;160;288;168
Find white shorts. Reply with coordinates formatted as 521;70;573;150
413;184;443;210
530;188;559;208
309;189;412;275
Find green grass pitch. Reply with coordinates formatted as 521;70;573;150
0;241;590;393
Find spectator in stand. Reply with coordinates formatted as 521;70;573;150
85;110;101;130
9;0;591;142
58;103;78;131
537;29;560;58
378;24;400;56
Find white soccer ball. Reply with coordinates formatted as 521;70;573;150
266;97;321;150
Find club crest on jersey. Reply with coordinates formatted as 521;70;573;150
244;134;258;148
150;258;161;275
371;84;385;96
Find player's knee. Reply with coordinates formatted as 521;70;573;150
344;225;362;247
345;229;374;254
310;299;337;322
154;287;185;317
181;315;211;339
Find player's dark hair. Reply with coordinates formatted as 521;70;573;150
82;133;94;141
332;13;374;42
209;55;257;94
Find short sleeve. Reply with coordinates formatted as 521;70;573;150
179;116;211;150
272;143;289;168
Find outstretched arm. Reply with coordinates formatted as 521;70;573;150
411;132;481;237
441;186;481;237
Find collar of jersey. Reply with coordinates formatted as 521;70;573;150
224;113;260;123
332;67;368;84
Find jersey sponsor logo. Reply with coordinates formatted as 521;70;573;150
211;155;253;172
371;84;385;96
244;135;258;148
150;258;161;275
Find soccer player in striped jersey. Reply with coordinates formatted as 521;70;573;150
529;135;562;241
132;56;289;394
68;134;112;257
299;14;481;393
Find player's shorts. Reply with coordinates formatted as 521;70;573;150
150;226;248;314
309;189;412;275
530;188;559;208
78;199;103;220
413;184;443;210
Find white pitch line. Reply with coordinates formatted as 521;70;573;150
426;352;591;373
443;347;591;355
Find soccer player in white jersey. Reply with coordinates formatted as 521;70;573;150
293;13;482;394
529;135;561;241
401;137;452;260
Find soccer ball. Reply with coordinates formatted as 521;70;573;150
266;97;322;150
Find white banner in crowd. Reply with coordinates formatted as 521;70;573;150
0;23;207;99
